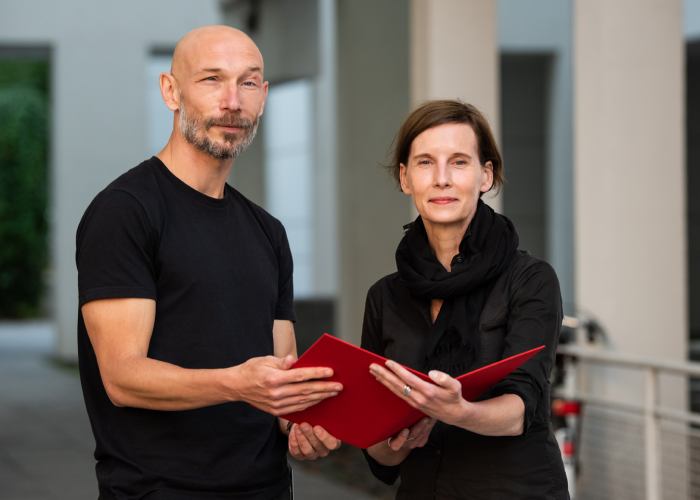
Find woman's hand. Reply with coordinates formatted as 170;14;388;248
366;417;436;466
370;360;468;427
370;360;525;436
387;416;435;451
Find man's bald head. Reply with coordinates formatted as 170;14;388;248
159;25;268;162
171;25;264;80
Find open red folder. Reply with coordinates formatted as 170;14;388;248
282;333;544;448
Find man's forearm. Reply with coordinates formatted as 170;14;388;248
101;353;342;415
101;356;238;410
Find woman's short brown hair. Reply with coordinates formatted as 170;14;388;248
389;100;504;193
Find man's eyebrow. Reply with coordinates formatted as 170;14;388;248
242;66;263;75
195;66;263;76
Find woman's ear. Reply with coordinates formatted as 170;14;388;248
399;163;411;194
160;72;180;112
480;161;494;193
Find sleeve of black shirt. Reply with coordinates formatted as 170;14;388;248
489;259;563;433
76;189;157;306
273;223;296;322
360;282;401;485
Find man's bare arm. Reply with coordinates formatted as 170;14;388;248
82;298;341;413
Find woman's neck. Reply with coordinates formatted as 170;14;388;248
423;219;470;272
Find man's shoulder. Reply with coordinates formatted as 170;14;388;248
79;158;162;234
103;157;161;199
228;186;287;239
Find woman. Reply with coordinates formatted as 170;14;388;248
362;100;568;499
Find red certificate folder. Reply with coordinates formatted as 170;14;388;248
283;333;545;448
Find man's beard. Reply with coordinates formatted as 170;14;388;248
178;97;259;160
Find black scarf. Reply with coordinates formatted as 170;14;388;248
395;199;519;375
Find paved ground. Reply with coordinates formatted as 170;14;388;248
0;321;375;500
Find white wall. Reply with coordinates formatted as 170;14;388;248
0;0;223;360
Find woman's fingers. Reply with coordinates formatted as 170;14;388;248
388;428;410;451
428;369;462;393
406;417;435;447
369;362;431;407
384;360;432;393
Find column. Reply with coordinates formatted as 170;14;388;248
573;0;686;497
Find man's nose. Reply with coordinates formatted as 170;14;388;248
221;83;242;111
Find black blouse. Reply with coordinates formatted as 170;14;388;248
361;251;569;500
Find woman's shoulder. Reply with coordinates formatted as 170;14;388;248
497;251;561;306
508;251;559;286
367;272;402;297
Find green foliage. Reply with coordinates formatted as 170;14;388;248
0;60;49;318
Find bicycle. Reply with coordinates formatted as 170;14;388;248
551;314;607;499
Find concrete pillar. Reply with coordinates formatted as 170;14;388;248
336;0;411;343
574;0;685;383
336;1;500;343
574;0;686;497
312;0;338;297
411;0;500;211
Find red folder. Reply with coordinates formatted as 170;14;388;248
283;333;544;448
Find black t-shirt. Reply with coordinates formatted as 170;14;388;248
76;157;295;499
361;253;569;499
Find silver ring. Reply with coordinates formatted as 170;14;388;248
402;385;412;397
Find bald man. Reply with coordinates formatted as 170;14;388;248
76;26;340;500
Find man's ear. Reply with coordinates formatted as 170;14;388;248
258;80;269;117
160;73;180;112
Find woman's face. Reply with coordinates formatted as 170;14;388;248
400;123;493;230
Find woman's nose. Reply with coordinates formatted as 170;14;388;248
434;161;451;187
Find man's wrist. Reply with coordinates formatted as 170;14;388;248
220;365;243;403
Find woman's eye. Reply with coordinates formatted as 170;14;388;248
417;159;431;166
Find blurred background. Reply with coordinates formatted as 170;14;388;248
0;0;698;498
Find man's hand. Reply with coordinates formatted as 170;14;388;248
288;423;341;460
231;354;343;416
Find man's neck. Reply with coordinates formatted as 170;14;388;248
157;136;233;199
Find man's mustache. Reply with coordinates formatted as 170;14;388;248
205;114;254;130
